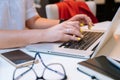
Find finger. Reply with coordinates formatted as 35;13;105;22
78;14;93;28
88;22;94;30
64;27;83;38
64;34;82;41
82;18;93;30
65;21;80;30
84;17;94;30
80;27;83;33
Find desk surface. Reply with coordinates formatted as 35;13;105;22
0;21;111;80
0;48;91;80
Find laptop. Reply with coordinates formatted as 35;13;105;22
26;7;120;59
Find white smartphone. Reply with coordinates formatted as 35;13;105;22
0;50;38;68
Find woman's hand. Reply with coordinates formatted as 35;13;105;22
45;21;83;42
42;14;93;42
68;14;93;29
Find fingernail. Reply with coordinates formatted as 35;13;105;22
77;38;81;41
89;26;93;30
80;23;84;27
88;23;93;30
80;28;83;32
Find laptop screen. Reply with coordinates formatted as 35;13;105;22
91;7;120;58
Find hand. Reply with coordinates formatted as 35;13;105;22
68;14;93;29
45;21;83;42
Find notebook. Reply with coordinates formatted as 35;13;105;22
26;7;120;59
107;57;120;69
77;56;120;80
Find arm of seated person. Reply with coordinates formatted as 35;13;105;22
26;15;59;29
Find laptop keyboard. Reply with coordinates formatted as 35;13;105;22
59;31;104;50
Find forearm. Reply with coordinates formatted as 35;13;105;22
0;29;49;49
26;16;60;29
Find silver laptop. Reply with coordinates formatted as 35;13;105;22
26;7;120;59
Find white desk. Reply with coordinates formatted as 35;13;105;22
0;48;92;80
0;21;111;80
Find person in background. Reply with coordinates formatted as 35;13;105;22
48;0;85;4
63;0;85;1
0;0;92;49
75;0;85;1
56;0;98;23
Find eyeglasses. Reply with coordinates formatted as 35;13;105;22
13;52;67;80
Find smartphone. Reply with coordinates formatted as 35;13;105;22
0;50;38;68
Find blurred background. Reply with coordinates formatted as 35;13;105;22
34;0;120;22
